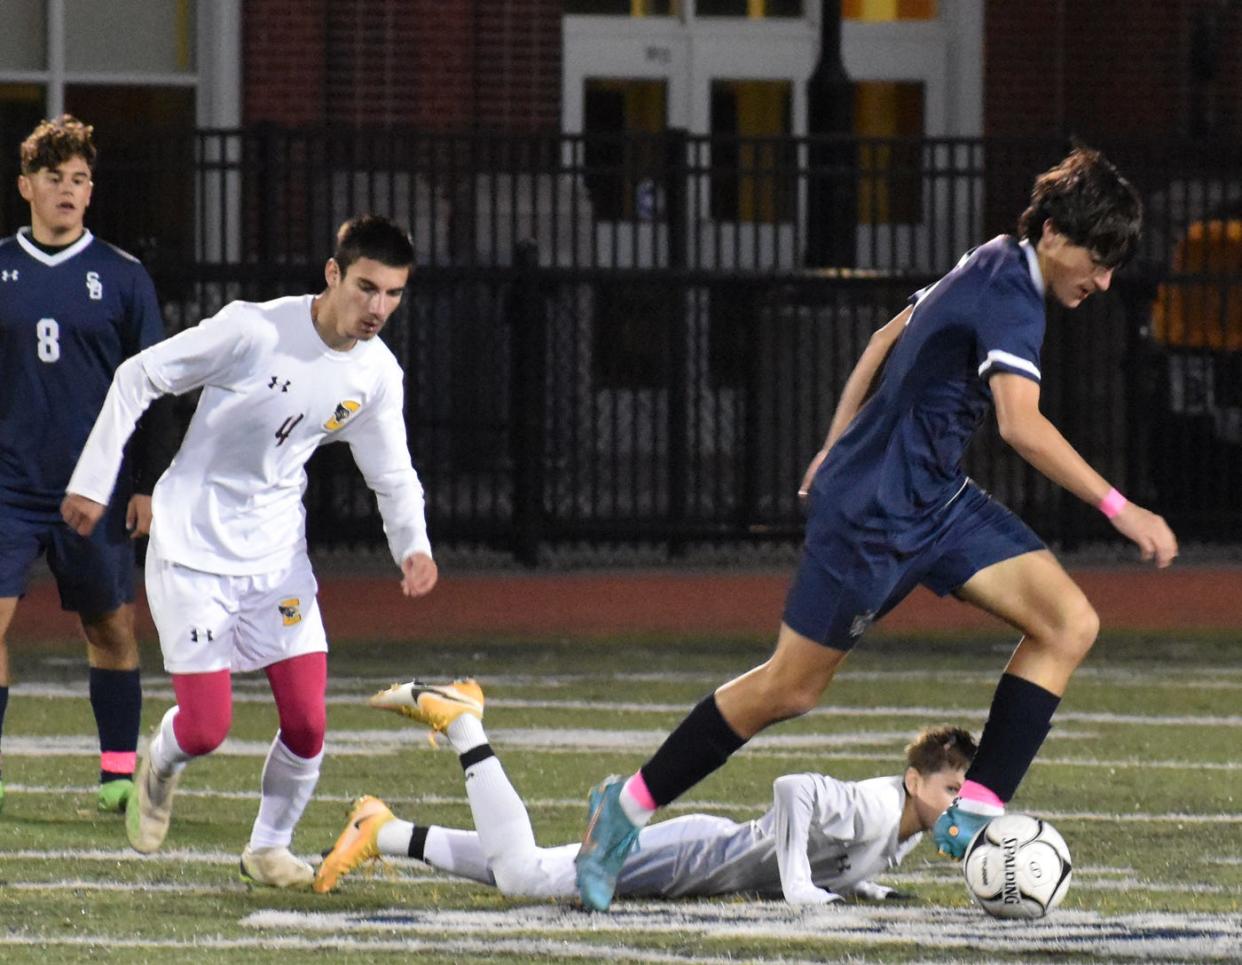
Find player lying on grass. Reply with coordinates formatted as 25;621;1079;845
314;679;975;905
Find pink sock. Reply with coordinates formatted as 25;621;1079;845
959;779;1005;811
619;771;657;826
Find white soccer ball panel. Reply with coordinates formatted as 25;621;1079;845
980;813;1042;848
961;813;1072;920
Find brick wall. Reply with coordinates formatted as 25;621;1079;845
986;1;1242;141
243;0;562;132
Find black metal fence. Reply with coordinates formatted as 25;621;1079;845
3;127;1240;558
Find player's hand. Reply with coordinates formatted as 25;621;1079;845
797;448;829;509
401;552;438;598
852;881;912;902
61;493;107;537
1109;502;1178;568
126;494;153;538
783;884;844;906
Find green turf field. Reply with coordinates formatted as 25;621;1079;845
1;632;1239;963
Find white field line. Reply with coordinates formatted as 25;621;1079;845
0;932;763;965
3;729;1239;773
239;904;1242;961
0;847;1236;894
6;781;1242;826
15;681;1242;727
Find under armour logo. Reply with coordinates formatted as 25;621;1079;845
0;269;18;282
86;270;102;300
189;628;214;642
268;376;291;392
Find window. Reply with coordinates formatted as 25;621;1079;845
710;80;794;223
0;0;205;260
843;0;936;20
583;78;667;221
854;81;924;224
697;0;803;16
564;0;677;14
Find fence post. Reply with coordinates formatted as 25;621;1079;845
665;129;690;555
509;239;546;566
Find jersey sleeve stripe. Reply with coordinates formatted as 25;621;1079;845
977;349;1041;381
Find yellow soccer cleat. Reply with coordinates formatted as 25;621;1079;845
367;678;484;732
313;795;395;894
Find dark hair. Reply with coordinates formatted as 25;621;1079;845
1017;147;1142;269
905;725;976;775
333;215;414;276
20;114;97;175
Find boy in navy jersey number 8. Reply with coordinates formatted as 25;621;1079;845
0;116;171;815
575;148;1179;911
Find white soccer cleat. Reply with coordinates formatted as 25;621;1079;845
368;678;484;732
125;754;181;854
240;845;315;888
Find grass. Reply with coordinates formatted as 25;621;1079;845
0;630;1239;963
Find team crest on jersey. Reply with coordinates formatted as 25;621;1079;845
278;598;302;627
323;399;360;431
86;271;102;300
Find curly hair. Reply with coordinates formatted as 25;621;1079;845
905;725;976;775
20;114;97;175
1017;147;1142;269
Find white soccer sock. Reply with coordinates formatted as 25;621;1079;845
376;818;415;856
422;825;492;884
445;714;487;754
248;733;323;851
148;707;192;778
463;754;540;891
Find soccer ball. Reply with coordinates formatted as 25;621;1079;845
962;813;1072;919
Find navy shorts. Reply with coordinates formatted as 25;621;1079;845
0;497;135;616
783;482;1045;651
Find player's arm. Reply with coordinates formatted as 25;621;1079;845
62;354;167;536
344;375;437;598
798;305;911;499
63;307;252;536
770;774;845;906
990;373;1177;567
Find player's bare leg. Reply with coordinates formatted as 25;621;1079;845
0;597;17;812
81;604;142;812
934;549;1098;856
955;550;1098;695
714;624;848;738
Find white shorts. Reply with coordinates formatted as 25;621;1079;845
145;547;328;674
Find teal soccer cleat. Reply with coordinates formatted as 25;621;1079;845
933;798;997;859
575;776;640;911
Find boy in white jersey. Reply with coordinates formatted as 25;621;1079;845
314;680;973;905
60;216;437;887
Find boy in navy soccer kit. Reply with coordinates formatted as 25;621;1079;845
576;148;1179;910
0;116;169;813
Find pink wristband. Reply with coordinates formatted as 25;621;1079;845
1098;487;1127;519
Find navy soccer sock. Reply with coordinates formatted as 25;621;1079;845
964;672;1061;803
639;694;747;807
89;668;142;782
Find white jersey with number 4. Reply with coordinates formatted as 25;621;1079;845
68;294;431;574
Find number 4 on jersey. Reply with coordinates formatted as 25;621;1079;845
275;413;304;447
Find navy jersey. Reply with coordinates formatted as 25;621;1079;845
813;236;1045;548
0;228;164;511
